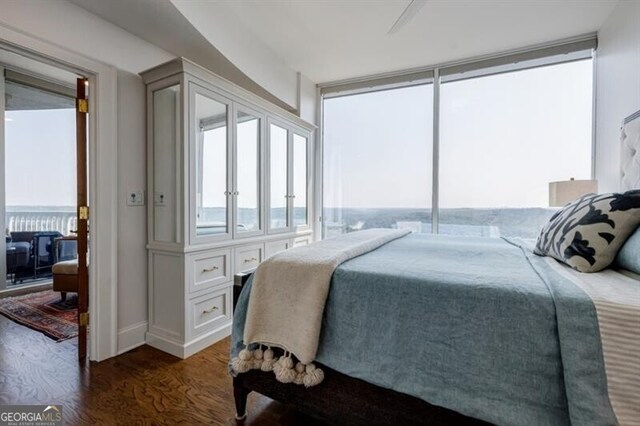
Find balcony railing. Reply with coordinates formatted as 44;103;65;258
6;210;77;236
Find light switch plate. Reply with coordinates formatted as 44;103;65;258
154;192;166;206
127;191;145;206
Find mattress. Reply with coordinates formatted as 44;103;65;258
232;233;633;425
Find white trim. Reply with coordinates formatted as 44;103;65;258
431;69;440;234
439;50;592;84
0;281;52;297
90;66;119;362
117;321;148;355
187;82;234;246
266;117;291;235
318;33;597;90
0;23;119;361
591;49;598;180
315;86;323;241
146;323;231;359
295;71;302;115
232;102;266;240
0;65;5;290
291;129;312;232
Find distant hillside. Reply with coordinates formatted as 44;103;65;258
323;207;557;238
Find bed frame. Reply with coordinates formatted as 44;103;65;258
232;273;488;425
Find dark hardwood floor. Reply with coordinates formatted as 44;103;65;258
0;315;324;425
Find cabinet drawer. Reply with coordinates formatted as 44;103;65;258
189;286;231;338
234;244;264;273
265;239;290;258
188;249;231;294
292;235;312;247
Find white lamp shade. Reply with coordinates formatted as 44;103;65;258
549;179;598;207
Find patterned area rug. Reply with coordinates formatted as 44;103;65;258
0;290;77;341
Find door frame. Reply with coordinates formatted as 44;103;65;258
0;24;119;361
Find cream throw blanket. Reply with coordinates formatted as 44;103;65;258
244;228;410;365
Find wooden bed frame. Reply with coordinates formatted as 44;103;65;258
232;273;488;425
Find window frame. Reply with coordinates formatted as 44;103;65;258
318;37;597;239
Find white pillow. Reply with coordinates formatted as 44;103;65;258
534;190;640;272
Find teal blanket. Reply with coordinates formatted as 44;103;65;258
232;234;616;425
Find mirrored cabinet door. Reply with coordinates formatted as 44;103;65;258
269;123;289;232
194;88;232;239
235;109;262;236
292;133;309;228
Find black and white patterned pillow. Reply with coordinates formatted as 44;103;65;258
534;190;640;272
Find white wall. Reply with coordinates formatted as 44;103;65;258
171;0;299;109
0;0;173;74
116;71;149;352
0;0;172;353
299;73;318;125
595;0;640;192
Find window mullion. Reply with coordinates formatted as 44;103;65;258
431;68;440;234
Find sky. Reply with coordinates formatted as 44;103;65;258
5;108;77;207
323;59;593;209
4;59;593;213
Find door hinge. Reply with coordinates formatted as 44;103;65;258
79;312;89;326
77;98;88;113
79;206;89;220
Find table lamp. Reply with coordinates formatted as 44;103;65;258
549;178;598;207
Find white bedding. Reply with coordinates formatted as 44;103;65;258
243;228;410;364
544;258;640;426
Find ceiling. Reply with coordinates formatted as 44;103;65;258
207;0;617;83
68;0;296;111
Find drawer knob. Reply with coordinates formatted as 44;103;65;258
202;306;219;315
243;257;258;263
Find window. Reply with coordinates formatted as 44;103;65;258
322;56;593;239
323;85;434;238
439;60;593;237
5;82;76;211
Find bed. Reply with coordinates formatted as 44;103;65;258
229;111;640;426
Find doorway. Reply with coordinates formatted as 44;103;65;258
0;24;120;362
0;52;89;361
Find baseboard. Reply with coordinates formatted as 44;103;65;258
184;323;232;358
145;322;231;359
117;321;148;355
0;282;53;298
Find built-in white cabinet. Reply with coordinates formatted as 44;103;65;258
264;235;312;258
142;58;314;358
265;239;290;258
